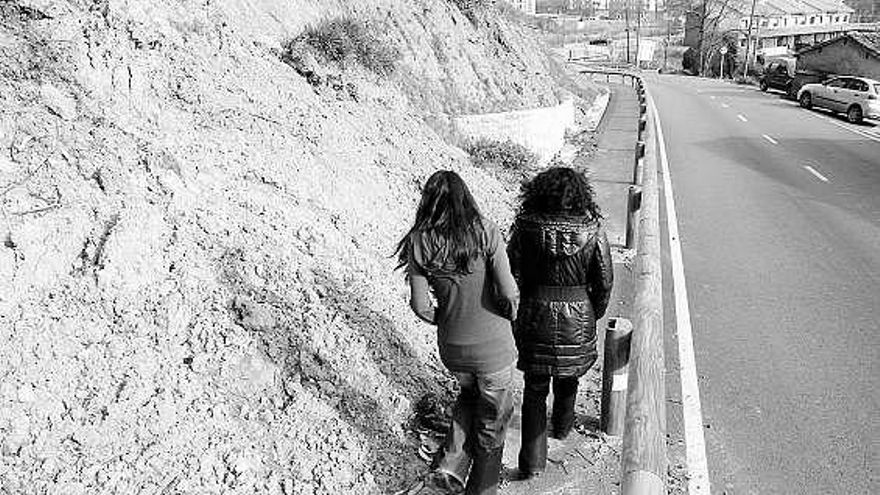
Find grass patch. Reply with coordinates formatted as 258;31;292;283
466;138;537;170
283;17;399;76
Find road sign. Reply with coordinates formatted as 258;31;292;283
720;46;729;55
637;40;656;63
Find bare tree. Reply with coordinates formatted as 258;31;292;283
690;0;745;75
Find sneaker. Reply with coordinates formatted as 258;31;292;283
431;471;465;494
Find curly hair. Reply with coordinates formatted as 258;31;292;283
518;167;602;218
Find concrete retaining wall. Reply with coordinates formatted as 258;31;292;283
452;99;576;165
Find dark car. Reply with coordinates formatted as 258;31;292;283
760;59;830;100
760;59;794;94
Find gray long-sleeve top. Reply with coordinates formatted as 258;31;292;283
407;220;519;373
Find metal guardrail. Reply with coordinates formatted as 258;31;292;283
583;68;667;495
574;66;641;86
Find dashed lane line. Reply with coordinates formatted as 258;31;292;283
720;103;730;108
762;134;778;145
648;92;712;495
804;165;830;182
737;114;748;122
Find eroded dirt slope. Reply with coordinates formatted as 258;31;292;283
0;0;569;493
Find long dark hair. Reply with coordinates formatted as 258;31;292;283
395;170;486;275
519;167;601;218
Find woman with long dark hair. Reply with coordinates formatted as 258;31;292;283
395;170;519;495
507;167;613;478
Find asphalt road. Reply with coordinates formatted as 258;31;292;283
651;75;879;494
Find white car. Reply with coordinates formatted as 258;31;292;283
797;76;880;124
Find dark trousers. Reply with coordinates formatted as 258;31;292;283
436;366;514;495
518;373;579;473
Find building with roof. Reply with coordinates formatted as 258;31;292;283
536;0;664;18
737;0;857;56
795;31;880;78
685;0;862;61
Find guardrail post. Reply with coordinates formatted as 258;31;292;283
632;146;642;185
601;317;633;436
635;140;646;163
625;186;642;249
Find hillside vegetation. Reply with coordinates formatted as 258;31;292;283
0;0;578;493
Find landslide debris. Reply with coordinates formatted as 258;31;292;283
0;0;582;493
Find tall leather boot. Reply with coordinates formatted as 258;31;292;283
518;374;549;475
464;445;504;495
550;376;579;440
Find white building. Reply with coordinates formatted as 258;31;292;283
603;0;664;19
738;0;853;32
507;0;537;15
735;0;856;55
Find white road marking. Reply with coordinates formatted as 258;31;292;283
737;114;748;122
762;134;778;145
803;109;880;143
720;103;730;108
709;95;716;100
648;92;712;495
804;165;830;182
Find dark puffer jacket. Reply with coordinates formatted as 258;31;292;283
507;214;614;377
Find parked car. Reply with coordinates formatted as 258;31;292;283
797;76;880;124
760;59;794;94
759;60;829;99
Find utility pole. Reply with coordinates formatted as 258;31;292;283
697;0;706;76
560;8;567;59
743;0;758;78
636;0;642;68
625;0;632;63
664;15;670;71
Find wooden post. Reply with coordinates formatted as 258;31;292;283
601;317;633;436
621;88;666;495
625;186;642;249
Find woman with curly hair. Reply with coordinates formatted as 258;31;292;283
395;170;519;495
507;167;614;478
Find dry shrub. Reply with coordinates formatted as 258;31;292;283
466;138;537;170
450;0;494;24
283;17;399;76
